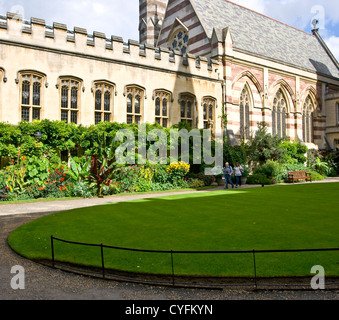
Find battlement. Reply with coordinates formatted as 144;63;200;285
0;12;220;80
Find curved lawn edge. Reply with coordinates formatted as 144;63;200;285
8;183;339;279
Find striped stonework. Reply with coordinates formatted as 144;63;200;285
157;0;210;56
139;0;168;46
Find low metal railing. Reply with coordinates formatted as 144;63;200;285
50;235;339;289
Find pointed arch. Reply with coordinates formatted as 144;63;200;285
270;79;296;112
179;92;196;128
272;88;288;138
302;95;315;143
232;70;264;105
239;83;253;140
301;85;320;114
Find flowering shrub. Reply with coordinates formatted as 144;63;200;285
114;165;140;192
166;161;190;186
166;161;190;175
0;186;9;201
43;165;69;198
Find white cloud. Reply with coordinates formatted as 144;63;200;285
325;36;339;62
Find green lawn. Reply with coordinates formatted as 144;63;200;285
8;183;339;278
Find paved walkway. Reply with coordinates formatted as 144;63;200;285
1;177;339;216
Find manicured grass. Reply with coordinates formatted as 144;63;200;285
8;183;339;278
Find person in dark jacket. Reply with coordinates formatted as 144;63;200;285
224;162;234;189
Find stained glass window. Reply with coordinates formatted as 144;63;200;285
272;89;287;138
239;87;251;139
302;96;314;143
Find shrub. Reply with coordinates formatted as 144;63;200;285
150;182;174;191
166;161;190;186
135;179;153;193
246;173;274;185
68;181;95;198
309;171;324;181
280;141;307;164
197;173;214;186
189;178;205;188
0;186;9;201
153;164;171;184
252;161;285;183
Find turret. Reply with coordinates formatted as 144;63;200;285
139;0;168;46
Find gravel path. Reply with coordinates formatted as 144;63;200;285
1;181;339;300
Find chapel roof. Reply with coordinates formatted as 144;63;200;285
190;0;339;78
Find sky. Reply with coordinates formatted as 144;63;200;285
0;0;338;61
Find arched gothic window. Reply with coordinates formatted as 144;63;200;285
272;89;287;138
20;73;43;122
302;96;314;143
179;93;195;128
154;90;171;128
126;86;144;124
93;82;114;124
202;97;216;132
239;87;251;139
60;78;81;124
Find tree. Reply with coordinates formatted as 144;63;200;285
247;122;285;166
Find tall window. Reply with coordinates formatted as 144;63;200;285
239;87;251;139
154;90;170;128
94;82;114;124
20;73;43;122
126;86;144;124
202;97;216;131
60;78;81;124
337;103;339;125
170;29;189;54
179;94;195;128
302;96;314;143
272;89;287;138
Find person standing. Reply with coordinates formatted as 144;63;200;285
224;162;234;189
234;162;244;188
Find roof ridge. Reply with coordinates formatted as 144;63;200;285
223;0;314;37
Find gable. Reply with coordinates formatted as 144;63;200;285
157;0;210;56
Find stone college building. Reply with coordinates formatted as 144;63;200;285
0;0;339;150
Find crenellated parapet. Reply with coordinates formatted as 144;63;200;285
0;12;221;80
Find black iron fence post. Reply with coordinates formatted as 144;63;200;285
51;235;55;268
171;250;175;286
101;244;105;279
253;249;257;290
